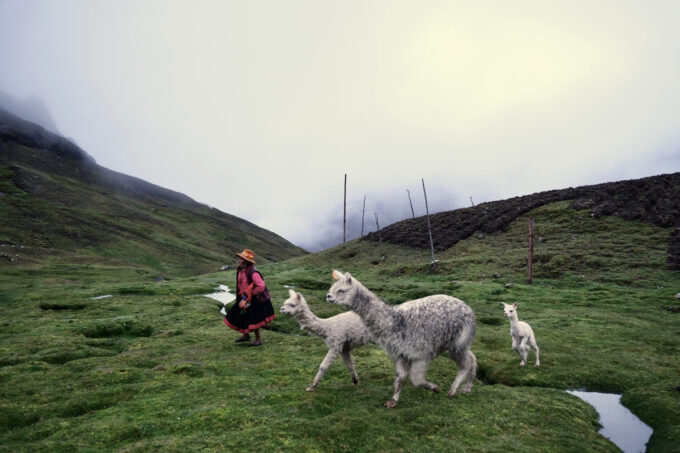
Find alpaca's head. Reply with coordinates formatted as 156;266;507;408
326;270;355;307
280;289;309;317
502;302;518;320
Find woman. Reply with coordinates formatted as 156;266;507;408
223;248;275;346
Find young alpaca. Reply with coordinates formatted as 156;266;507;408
326;270;477;408
501;302;540;367
280;289;372;392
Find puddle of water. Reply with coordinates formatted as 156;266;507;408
567;390;653;453
204;284;236;314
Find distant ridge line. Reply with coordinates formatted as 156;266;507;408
365;172;680;254
0;107;94;165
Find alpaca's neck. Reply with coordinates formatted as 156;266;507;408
350;284;396;333
508;313;520;326
295;308;327;338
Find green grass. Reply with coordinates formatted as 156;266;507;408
1;203;679;451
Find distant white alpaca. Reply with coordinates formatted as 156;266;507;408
502;302;540;367
280;289;372;391
327;270;477;408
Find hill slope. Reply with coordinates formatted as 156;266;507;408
0;108;306;275
366;172;680;268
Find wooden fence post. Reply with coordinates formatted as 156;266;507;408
528;218;534;284
407;189;415;219
422;178;437;271
361;195;366;237
343;174;347;245
374;212;381;246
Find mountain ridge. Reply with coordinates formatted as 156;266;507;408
0;107;93;165
0;109;307;275
0;91;60;134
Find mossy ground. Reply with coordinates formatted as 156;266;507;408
1;202;678;452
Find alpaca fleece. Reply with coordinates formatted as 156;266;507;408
281;289;372;391
327;270;477;407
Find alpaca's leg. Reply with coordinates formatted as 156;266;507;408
341;350;359;385
529;335;540;367
307;349;338;392
386;356;409;408
447;349;475;397
512;336;521;358
409;359;439;392
461;350;477;394
519;337;529;366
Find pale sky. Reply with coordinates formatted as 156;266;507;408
1;0;679;251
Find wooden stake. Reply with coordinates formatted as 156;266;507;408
528;218;534;284
343;174;347;244
422;178;437;271
469;196;475;207
374;212;381;245
407;189;415;219
361;195;366;237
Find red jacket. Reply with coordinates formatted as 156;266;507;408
236;265;270;303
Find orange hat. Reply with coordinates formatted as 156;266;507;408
235;248;255;264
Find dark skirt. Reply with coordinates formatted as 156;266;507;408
224;299;276;333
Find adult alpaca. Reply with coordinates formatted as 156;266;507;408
281;290;372;391
326;270;477;408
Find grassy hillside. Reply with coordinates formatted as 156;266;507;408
1;200;678;452
366;172;680;263
0;110;306;276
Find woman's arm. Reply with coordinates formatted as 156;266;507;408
251;272;266;295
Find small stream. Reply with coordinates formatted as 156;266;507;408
567;390;653;453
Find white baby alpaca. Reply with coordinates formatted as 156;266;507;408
280;289;372;391
502;302;540;367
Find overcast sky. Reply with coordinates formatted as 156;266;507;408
1;1;679;251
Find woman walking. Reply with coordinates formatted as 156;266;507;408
224;248;275;346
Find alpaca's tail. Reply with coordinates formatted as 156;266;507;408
455;321;475;351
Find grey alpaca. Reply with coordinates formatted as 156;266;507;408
280;289;372;391
326;270;477;408
502;302;540;367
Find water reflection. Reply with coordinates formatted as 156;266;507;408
567;390;653;453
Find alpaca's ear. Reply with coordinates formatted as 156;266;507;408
513;302;518;308
288;289;296;298
332;270;344;280
295;291;303;300
345;272;353;283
